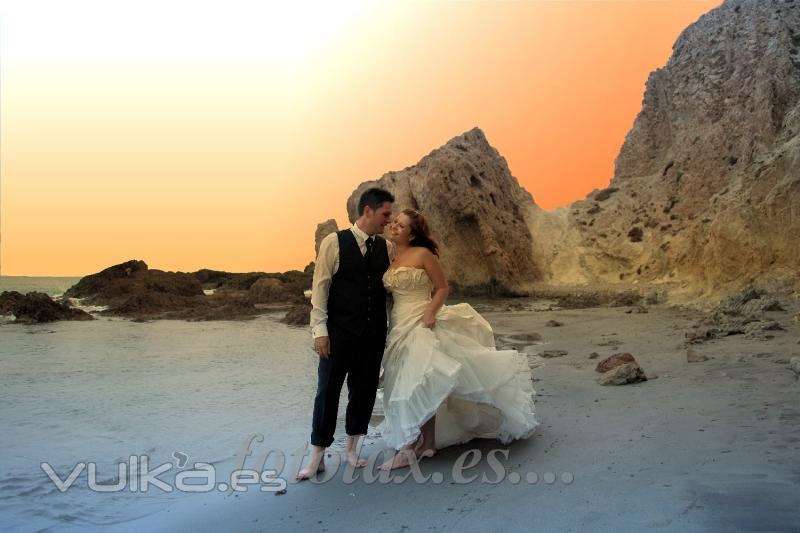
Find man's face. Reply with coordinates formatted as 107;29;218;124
364;202;393;234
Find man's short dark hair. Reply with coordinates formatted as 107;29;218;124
358;187;395;216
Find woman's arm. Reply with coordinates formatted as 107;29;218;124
421;250;449;328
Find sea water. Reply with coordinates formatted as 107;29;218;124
0;276;82;298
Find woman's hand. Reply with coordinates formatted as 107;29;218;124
421;310;436;329
420;249;447;329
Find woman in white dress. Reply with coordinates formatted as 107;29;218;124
378;209;541;470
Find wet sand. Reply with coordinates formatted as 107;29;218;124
111;302;800;532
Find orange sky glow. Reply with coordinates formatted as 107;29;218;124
0;1;720;276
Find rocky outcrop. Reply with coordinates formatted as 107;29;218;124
64;260;311;321
194;269;265;291
245;271;310;304
560;0;800;297
685;287;788;343
0;291;26;314
346;128;541;295
66;260;204;306
0;291;94;324
281;300;312;326
246;277;293;304
315;219;339;257
193;268;310;303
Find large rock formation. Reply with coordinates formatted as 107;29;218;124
557;0;800;297
347;128;541;295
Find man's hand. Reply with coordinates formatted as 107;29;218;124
314;336;331;359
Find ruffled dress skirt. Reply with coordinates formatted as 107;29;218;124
378;267;541;450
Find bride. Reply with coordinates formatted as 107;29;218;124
378;209;540;470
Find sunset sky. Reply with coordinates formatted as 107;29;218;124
0;0;720;276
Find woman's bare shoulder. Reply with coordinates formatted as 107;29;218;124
413;246;436;259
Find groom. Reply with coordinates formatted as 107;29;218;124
297;187;395;480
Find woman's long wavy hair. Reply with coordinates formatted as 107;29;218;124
402;208;440;257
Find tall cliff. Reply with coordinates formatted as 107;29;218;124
558;0;800;296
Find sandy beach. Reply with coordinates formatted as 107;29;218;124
156;304;798;532
5;299;793;532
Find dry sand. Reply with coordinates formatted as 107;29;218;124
120;302;800;532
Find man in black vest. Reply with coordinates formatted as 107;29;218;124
298;188;395;480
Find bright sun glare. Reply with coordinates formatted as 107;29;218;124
1;0;376;65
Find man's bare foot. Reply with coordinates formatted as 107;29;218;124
344;450;367;468
379;448;416;471
296;456;325;480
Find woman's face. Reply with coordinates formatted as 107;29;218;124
389;213;414;245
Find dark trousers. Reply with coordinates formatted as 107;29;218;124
310;327;385;448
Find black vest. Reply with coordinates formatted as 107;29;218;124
327;229;389;338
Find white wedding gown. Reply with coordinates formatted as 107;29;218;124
377;266;541;450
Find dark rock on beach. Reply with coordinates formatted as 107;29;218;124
594;352;648;385
595;352;637;373
66;259;204;306
194;268;311;298
596;362;647;386
281;301;312;326
63;260;312;321
194;269;265;291
0;291;26;314
0;291;94;324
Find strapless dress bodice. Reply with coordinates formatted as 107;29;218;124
382;266;433;304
